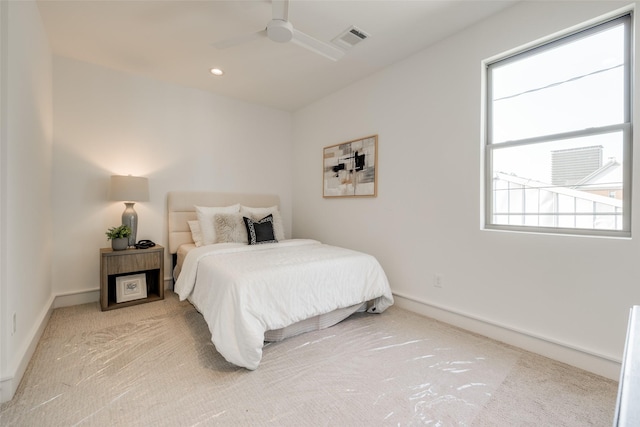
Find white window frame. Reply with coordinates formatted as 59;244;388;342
484;13;633;238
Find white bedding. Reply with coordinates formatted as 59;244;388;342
174;239;394;369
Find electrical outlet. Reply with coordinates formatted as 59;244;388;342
434;274;443;288
12;312;16;335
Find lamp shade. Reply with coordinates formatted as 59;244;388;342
109;175;149;202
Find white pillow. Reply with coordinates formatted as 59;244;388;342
195;204;240;245
187;220;204;247
240;205;285;241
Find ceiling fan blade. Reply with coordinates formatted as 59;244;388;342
213;30;267;50
291;29;345;61
272;0;289;21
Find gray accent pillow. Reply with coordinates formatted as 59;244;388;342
214;213;248;244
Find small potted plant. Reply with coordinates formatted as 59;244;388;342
105;225;132;251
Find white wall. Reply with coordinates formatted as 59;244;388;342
0;1;53;401
292;1;638;379
51;57;292;301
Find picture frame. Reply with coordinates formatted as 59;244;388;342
323;135;378;198
116;273;147;303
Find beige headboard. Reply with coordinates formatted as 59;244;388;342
167;191;280;254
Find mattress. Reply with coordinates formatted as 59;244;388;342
173;243;196;281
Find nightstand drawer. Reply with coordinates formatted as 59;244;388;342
105;251;161;275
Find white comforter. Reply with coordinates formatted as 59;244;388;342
174;239;394;370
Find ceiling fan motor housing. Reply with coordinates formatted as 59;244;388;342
267;20;294;43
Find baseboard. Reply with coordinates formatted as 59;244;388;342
392;292;622;381
0;294;55;403
53;288;100;309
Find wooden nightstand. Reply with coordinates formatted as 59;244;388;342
100;245;164;311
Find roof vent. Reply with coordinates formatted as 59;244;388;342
332;26;370;50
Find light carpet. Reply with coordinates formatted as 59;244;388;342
0;293;618;426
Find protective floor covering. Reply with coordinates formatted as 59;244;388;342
1;293;617;426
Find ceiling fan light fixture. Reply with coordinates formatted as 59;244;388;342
213;0;343;61
210;68;224;76
266;20;294;43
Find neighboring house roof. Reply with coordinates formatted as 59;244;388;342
572;159;622;191
495;171;622;208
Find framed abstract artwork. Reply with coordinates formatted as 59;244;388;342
323;135;378;198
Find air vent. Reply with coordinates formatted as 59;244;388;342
332;26;370;50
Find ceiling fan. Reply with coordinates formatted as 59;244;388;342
213;0;345;61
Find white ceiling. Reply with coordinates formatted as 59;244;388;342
36;0;517;112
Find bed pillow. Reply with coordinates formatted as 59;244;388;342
195;204;241;245
214;213;248;244
240;205;285;241
187;220;204;247
243;214;277;245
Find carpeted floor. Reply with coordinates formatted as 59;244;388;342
0;292;618;426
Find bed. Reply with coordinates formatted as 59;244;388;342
168;191;394;370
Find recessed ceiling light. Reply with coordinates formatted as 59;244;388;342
210;68;224;76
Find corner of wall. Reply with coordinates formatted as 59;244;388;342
0;0;8;405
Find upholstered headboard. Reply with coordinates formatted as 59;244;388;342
167;191;280;254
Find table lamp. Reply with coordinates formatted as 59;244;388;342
109;175;149;247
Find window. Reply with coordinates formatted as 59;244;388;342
485;13;632;237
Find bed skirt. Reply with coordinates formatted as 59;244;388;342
264;302;367;342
